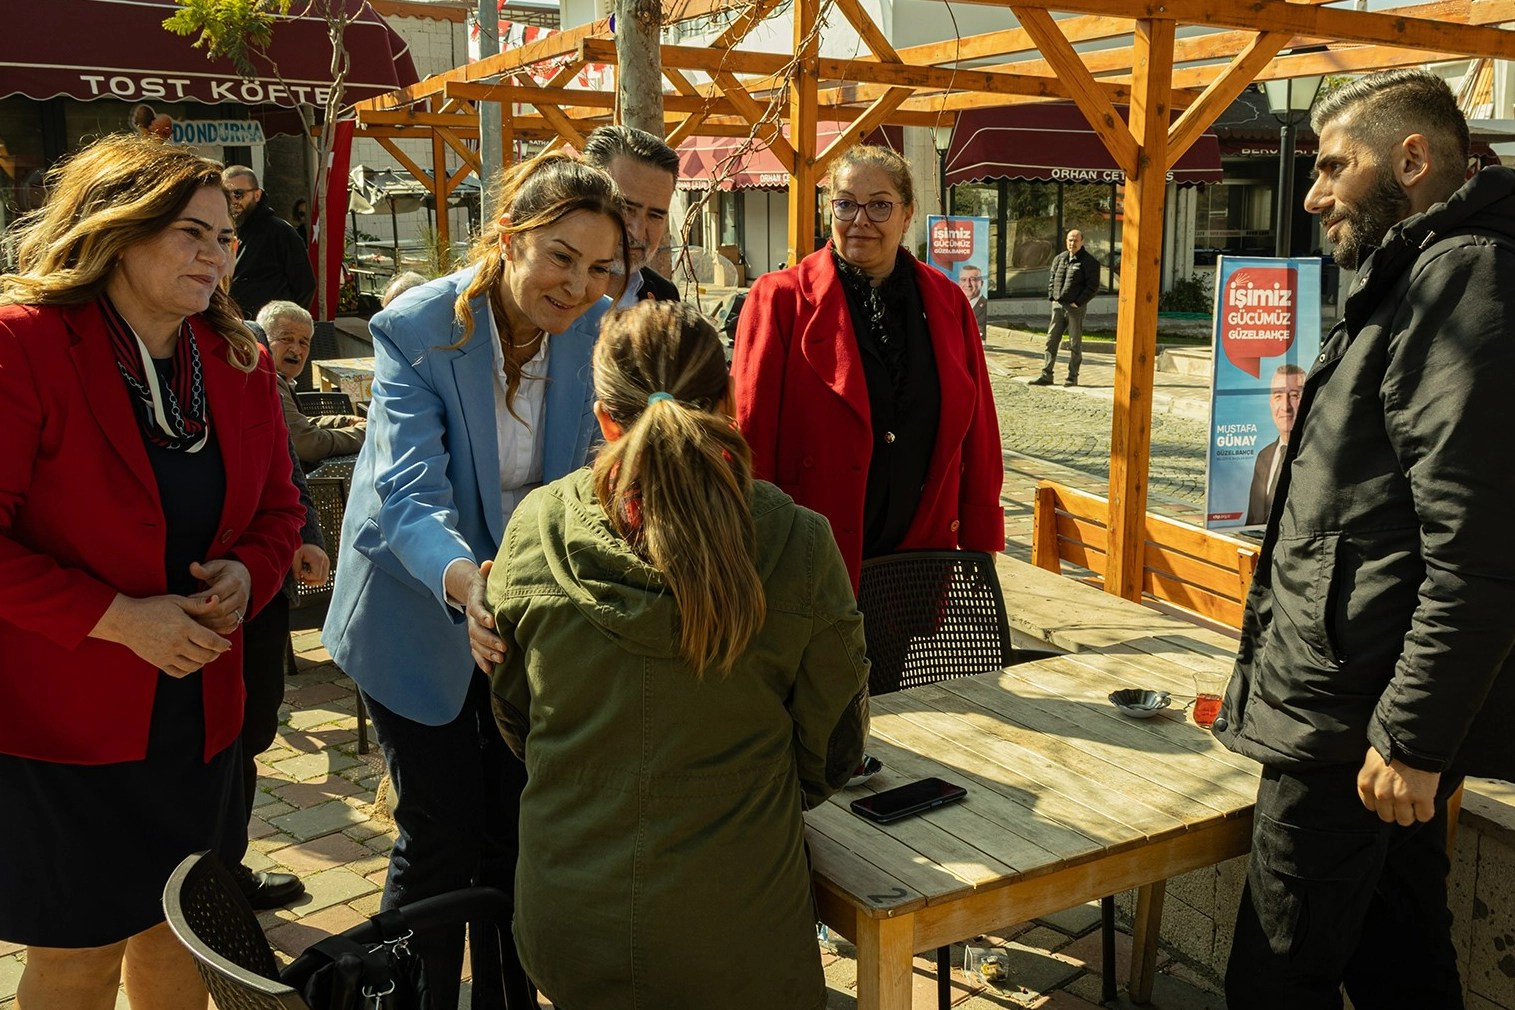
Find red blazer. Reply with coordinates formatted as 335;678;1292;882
732;245;1004;589
0;302;304;764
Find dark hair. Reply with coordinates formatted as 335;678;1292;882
580;125;680;178
591;301;763;675
1311;70;1470;199
224;164;260;188
826;144;916;208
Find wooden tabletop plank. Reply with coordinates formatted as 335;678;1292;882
1006;655;1263;780
806;802;982;906
873;688;1191;840
804;825;928;917
926;676;1255;819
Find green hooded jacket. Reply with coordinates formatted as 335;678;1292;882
488;468;870;1010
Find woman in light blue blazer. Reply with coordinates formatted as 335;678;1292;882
324;153;626;1010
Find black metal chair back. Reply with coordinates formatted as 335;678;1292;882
290;476;345;612
297;391;356;417
857;550;1015;698
162;851;310;1010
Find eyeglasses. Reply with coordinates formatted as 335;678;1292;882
226;188;256;199
831;198;898;224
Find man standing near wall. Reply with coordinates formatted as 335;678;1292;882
1031;229;1100;386
580;126;681;306
225;166;317;318
1216;69;1515;1008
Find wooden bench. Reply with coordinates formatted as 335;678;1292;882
1031;480;1260;633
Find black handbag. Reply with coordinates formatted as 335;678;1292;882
288;908;430;1010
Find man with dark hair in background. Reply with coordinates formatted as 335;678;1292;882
1215;68;1515;1008
580;125;681;305
225;166;316;317
1244;362;1305;525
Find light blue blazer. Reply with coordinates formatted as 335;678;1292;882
323;266;607;724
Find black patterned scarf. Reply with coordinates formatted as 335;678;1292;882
100;294;211;453
831;246;918;395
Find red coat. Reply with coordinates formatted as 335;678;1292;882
0;302;304;764
732;246;1004;589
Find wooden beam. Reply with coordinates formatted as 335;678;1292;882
896;15;1142;67
1106;17;1174;604
431;126;451;266
435;126;481;174
375;137;436;192
715;71;797;165
832;0;902;61
1172;43;1470;89
814;88;914;176
511;72;588;149
1167;31;1290;163
789;0;819;266
1013;7;1137;176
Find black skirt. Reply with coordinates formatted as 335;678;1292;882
0;670;244;948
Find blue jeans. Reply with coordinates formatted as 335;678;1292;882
364;670;527;1010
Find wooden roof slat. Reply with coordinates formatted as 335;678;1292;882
814;87;915;175
1167;31;1290;163
1013;7;1137;176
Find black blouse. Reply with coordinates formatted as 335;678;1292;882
832;248;941;558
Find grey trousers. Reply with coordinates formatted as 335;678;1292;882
1042;302;1087;380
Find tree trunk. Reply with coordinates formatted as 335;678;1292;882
615;0;665;135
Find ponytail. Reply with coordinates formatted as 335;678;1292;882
591;302;765;674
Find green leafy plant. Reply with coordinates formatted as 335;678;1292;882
1159;272;1214;314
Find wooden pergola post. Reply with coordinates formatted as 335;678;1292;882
1108;18;1174;602
788;0;819;265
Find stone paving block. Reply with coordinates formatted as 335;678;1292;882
350;891;384;917
266;902;369;958
270;798;367;841
1470;991;1505;1010
251;830;300;852
347;821;391;844
1032;992;1105;1008
1058;924;1151;982
1161;961;1223;997
1153;890;1216;967
1014;925;1076;952
365;867;390;888
268;832;375;876
0;943;19;959
271;749;360;782
284;867;378;916
960;942;1081;1005
0;954;21;1001
286;705;351;732
285;682;352;707
1468;832;1515;1009
1451;824;1481;977
255;800;297;820
243;847;275;874
272;774;363;809
1034;901;1103;937
1065;968;1225;1010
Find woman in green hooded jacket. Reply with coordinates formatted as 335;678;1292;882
484;300;870;1009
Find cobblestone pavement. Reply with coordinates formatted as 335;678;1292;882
0;331;1230;1009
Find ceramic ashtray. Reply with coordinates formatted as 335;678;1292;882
847;754;884;788
1108;688;1172;718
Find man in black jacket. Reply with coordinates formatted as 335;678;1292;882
1216;69;1515;1008
1031;229;1100;386
226;166;317;318
580;125;681;305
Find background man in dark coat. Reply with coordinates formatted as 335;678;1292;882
1215;69;1515;1008
1032;229;1100;386
580;126;681;305
225;166;317;318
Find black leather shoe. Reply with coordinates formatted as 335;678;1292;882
1028;375;1053;386
1064;378;1079;387
232;862;306;910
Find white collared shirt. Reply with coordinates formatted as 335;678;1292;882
615;268;644;310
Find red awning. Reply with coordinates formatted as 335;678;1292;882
677;122;853;191
946;104;1223;187
0;0;418;110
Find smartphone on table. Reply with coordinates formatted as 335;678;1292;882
850;777;967;824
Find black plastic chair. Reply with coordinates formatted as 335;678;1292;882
297;391;356;418
163;851;530;1010
856;549;1059;1009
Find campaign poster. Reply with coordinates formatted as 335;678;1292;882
926;215;991;339
1204;256;1323;532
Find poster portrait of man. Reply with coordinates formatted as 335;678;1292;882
1245;363;1306;526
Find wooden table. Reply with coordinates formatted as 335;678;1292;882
310;357;375;405
807;645;1260;1008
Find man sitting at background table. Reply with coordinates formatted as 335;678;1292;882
257;301;366;465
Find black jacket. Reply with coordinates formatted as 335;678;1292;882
232;200;317;318
1048;247;1100;306
1216;167;1515;781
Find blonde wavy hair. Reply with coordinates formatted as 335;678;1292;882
592;301;764;675
451;151;627;414
0;133;258;372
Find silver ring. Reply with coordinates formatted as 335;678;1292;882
233;608;243;626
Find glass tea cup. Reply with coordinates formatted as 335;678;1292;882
1191;671;1228;729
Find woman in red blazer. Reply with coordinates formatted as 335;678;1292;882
732;144;1004;593
0;136;303;1009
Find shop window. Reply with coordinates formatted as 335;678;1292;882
1002;180;1058;296
1194;178;1274;261
1062;183;1116;293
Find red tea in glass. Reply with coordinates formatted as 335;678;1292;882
1193;694;1222;729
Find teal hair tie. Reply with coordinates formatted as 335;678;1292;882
647;391;675;405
